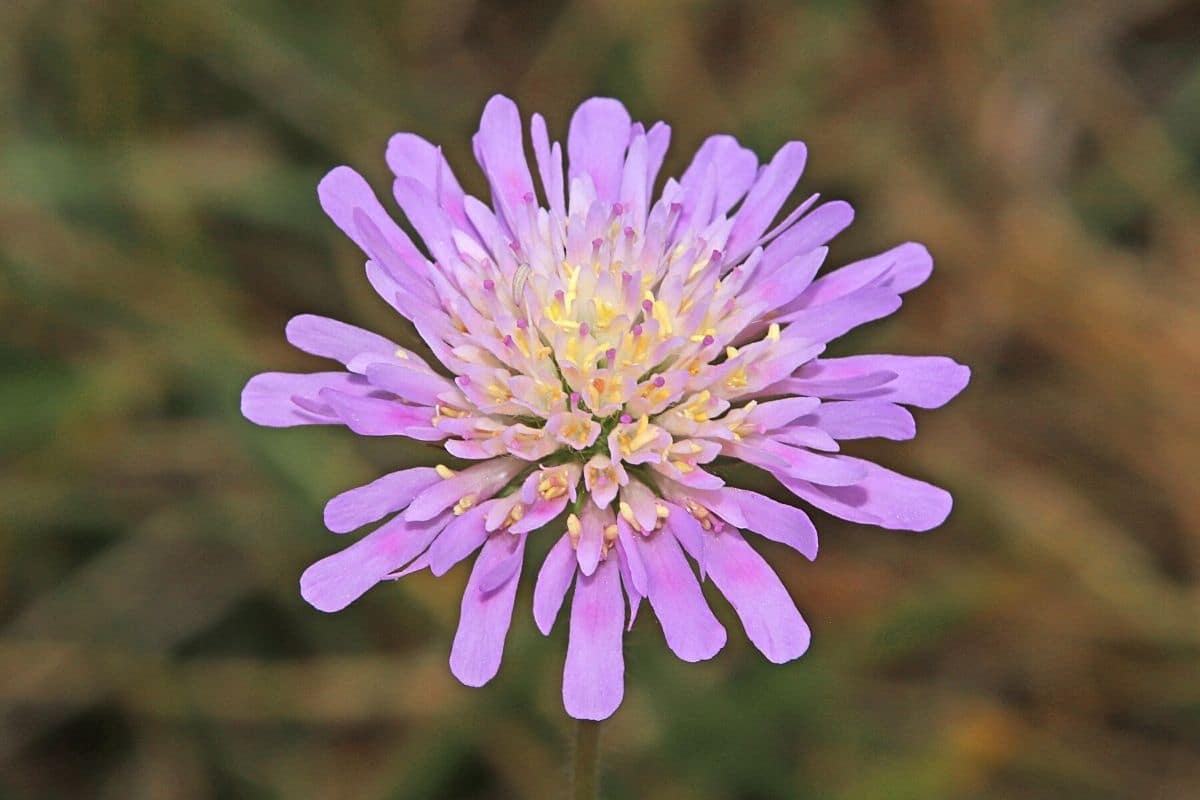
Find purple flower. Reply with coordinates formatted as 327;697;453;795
242;95;969;720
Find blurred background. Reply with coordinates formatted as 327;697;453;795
2;0;1199;797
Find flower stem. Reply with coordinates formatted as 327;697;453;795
572;719;602;800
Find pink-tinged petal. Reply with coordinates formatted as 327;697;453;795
285;315;397;366
616;521;648;596
318;389;436;437
385;132;470;230
726;141;808;258
794;355;970;408
798;400;916;441
745;248;828;315
529;113;566;218
534;533;577;635
449;532;525;687
568;98;633;203
616;538;643;630
767;369;898;399
745;397;822;432
428;502;492;576
407;458;525;522
563;558;625;720
324;466;441;534
508;493;570;534
391;176;461;268
798;242;933;308
618;131;650;226
777;287;902;343
300;512;451;612
758;200;854;275
241;372;373;427
665;503;709;580
704;529;810;663
773;426;840;452
722;488;819;560
317;167;425;273
644;122;671;193
363;261;439;323
728;438;867;486
678;134;758;224
478;533;527;593
780;457;953;531
364;362;454;406
474;95;536;229
620;480;660;533
575;503;606;576
633;528;726;662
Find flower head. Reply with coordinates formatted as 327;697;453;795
242;95;969;720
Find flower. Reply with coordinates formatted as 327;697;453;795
241;95;969;720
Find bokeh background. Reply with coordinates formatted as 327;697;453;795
3;0;1199;797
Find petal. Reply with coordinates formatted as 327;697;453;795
323;466;441;534
285;315;397;366
678;134;758;225
723;488;819;560
364;362;454;406
758;200;854;275
745;248;828;314
300;512;451;612
576;503;606;576
241;371;373;427
534;533;577;635
428;502;492;576
798;400;916;441
794;355;970;409
777;287;902;344
633;528;726;662
704;529;810;663
449;532;525;687
407;458;525;522
530;113;566;218
745;396;822;432
568;98;633;203
780;456;953;531
391;176;461;268
474;95;536;229
385;132;470;230
798;242;933;308
563;558;625;720
317;166;425;274
318;389;436;437
726;141;807;258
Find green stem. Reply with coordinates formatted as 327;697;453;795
572;719;602;800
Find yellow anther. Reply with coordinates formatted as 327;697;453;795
618;501;640;531
767;323;781;342
567;513;582;538
673;460;695;473
486;382;512;402
435;464;456;480
603;524;619;542
453;494;477;515
685;500;714;530
725;346;739;360
501;503;525;529
655;503;670;519
394;348;410;359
